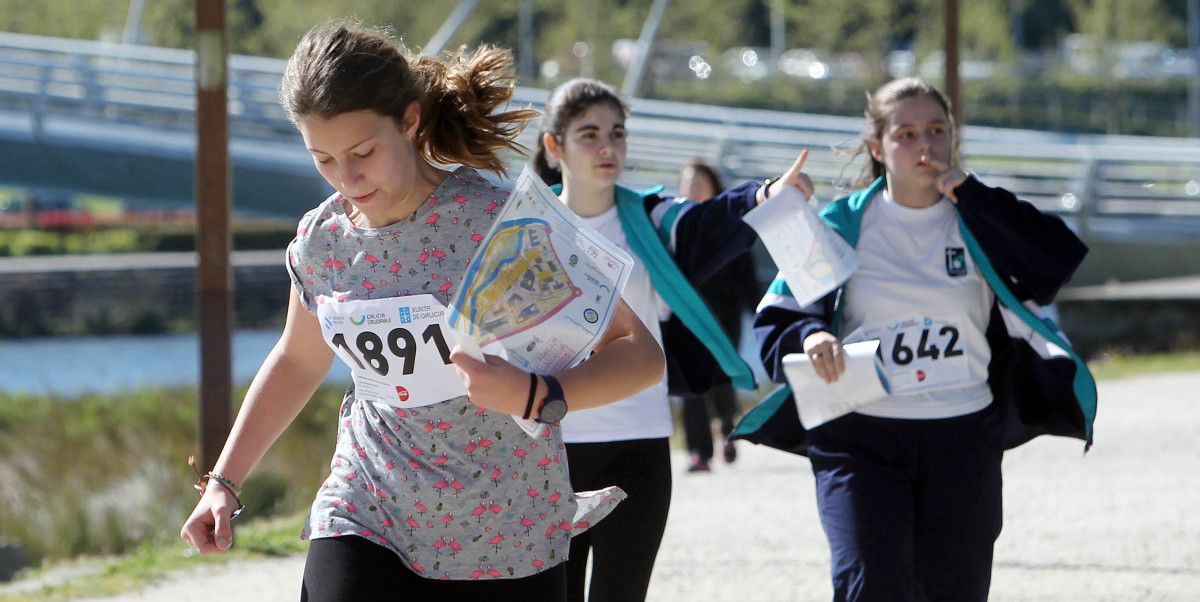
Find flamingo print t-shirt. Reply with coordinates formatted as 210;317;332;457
286;166;624;580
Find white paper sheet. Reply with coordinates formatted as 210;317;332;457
782;340;891;429
743;186;858;307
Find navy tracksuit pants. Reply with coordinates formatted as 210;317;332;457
806;407;1004;602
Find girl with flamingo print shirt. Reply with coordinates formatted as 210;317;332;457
179;23;664;601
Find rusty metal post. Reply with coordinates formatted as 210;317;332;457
195;0;232;472
944;0;962;126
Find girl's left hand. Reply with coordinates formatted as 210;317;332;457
450;345;530;416
922;156;968;203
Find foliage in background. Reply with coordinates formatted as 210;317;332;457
0;0;1195;137
0;384;343;567
1068;0;1186;45
0;224;295;257
0;0;1185;59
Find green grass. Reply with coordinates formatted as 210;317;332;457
0;512;308;602
0;223;296;257
1086;350;1200;381
0;386;340;568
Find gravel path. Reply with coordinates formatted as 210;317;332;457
45;372;1200;600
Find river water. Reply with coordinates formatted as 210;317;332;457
0;330;350;396
1;313;770;397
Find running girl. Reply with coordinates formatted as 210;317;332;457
180;23;665;601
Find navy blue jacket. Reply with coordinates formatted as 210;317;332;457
735;176;1097;454
643;181;764;396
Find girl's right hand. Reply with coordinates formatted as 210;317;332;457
765;149;815;202
180;485;239;555
449;345;532;417
802;331;845;384
921;156;968;203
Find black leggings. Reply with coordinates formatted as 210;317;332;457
564;437;673;602
681;382;738;461
300;535;567;601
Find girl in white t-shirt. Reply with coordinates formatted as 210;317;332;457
532;78;813;602
750;78;1092;601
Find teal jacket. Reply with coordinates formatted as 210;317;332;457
733;176;1096;454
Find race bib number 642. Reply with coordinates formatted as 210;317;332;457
316;294;467;407
855;315;970;394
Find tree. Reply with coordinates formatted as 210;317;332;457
1016;0;1076;50
0;0;126;41
1068;0;1183;44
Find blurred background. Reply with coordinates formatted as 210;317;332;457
1;0;1198;595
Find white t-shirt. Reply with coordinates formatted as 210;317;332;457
840;189;995;419
559;204;673;443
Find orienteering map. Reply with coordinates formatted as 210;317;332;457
447;167;634;375
457;217;581;344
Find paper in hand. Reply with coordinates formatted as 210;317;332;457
743;186;858;307
782;340;891;429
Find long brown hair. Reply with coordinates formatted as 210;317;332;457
850;77;961;188
280;22;537;175
532;78;629;186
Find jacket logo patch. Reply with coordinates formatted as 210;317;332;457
945;247;967;277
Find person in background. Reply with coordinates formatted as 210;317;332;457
740;77;1095;601
179;24;665;601
533;77;813;601
672;159;761;472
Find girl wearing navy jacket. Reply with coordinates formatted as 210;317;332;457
739;78;1096;601
532;78;812;602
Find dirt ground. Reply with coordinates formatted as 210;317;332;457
17;372;1200;601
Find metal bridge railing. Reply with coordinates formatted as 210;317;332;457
3;31;1200;236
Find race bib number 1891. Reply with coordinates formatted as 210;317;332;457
316;294;467;407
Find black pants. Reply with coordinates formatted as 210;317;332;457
807;409;1003;602
564;437;672;602
300;535;567;601
681;382;737;461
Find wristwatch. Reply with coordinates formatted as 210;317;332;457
535;374;568;424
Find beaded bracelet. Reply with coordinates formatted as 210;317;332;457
189;456;245;519
198;472;246;520
206;472;241;497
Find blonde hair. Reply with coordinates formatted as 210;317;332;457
281;23;537;175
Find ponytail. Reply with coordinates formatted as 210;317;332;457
414;47;538;175
532;131;562;186
281;23;536;176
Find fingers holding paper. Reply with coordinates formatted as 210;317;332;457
802;331;845;383
450;345;529;416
